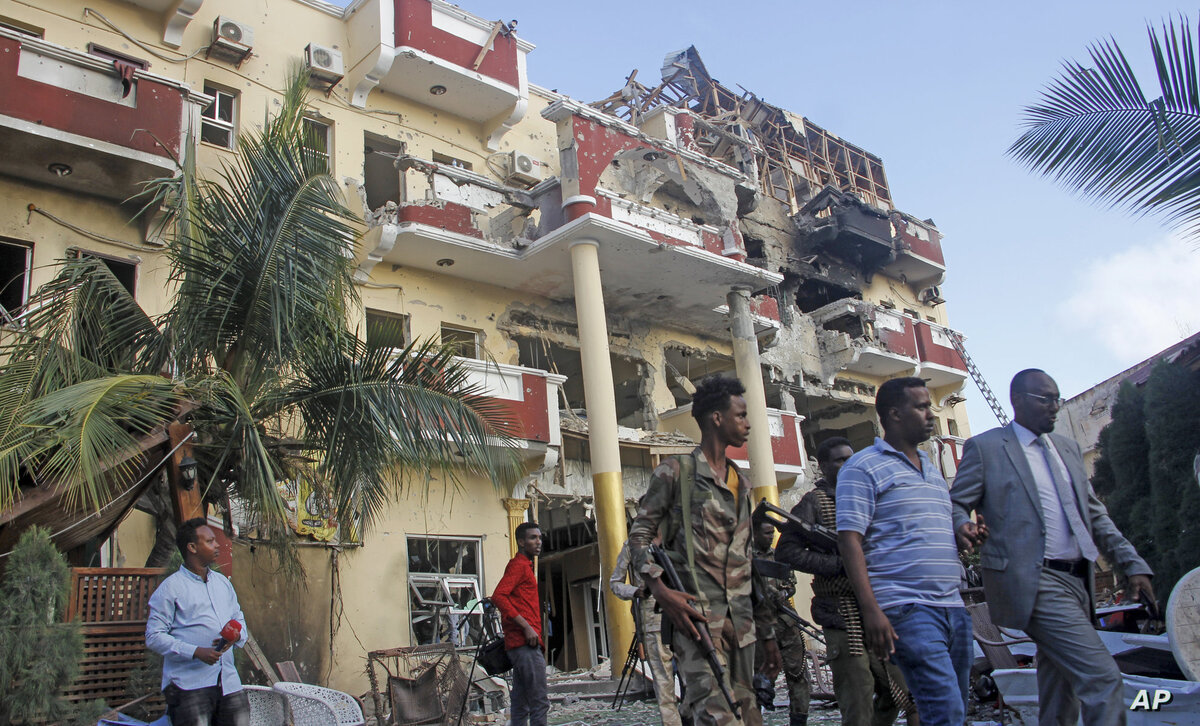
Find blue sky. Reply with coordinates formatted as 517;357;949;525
336;0;1200;433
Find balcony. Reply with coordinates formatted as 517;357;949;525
356;158;782;338
346;0;533;146
0;30;209;201
885;213;946;288
799;186;895;276
813;300;920;380
658;405;807;484
456;358;566;453
914;321;968;390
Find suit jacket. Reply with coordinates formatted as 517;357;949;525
950;424;1151;630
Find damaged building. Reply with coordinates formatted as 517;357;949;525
0;0;972;697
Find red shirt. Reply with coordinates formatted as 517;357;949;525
491;552;541;650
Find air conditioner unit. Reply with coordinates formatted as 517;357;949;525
920;285;945;306
505;151;542;186
304;43;344;85
209;17;254;64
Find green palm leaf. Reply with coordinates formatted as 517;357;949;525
20;375;183;512
279;336;520;532
1009;16;1200;236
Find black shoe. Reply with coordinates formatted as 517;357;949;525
789;713;808;726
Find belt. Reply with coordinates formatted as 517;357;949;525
1043;558;1088;578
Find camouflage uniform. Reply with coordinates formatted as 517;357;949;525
629;448;773;726
776;479;910;726
754;542;810;725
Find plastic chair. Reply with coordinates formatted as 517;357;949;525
244;685;291;726
274;682;365;726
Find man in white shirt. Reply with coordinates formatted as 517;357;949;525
951;369;1155;726
146;518;249;726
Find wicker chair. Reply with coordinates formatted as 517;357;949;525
244;685;291;726
271;682;350;726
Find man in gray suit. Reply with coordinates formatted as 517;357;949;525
951;369;1155;726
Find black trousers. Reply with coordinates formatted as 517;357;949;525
164;683;250;726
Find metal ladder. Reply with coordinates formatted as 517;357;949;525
948;331;1010;426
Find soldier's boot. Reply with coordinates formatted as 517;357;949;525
789;713;807;726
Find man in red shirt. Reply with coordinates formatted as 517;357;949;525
492;521;547;726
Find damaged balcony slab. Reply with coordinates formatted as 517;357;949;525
797;186;895;277
811;299;920;381
884;211;947;288
0;29;210;201
356;213;782;338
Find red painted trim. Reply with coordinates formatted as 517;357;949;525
915;322;966;370
398;201;482;238
395;0;520;87
487;372;550;443
896;222;945;266
0;37;183;158
878;316;919;360
726;412;803;468
751;296;780;322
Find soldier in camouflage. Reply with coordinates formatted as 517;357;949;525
629;375;780;726
776;437;913;726
752;513;811;726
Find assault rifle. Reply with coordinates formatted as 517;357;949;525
648;544;741;719
752;556;826;644
752;499;838;553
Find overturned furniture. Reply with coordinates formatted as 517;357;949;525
367;644;475;726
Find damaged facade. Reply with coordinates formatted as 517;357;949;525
0;0;971;696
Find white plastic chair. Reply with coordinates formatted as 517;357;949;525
273;682;364;726
243;685;291;726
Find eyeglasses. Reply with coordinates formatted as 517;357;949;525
1021;392;1064;407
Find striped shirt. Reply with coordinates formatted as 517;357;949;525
836;437;963;610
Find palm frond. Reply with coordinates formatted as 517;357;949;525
276;336;520;532
162;65;360;380
19;375;184;512
1009;16;1200;235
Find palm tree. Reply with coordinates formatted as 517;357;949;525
0;67;518;565
1009;16;1200;238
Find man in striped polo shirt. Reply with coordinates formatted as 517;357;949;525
836;377;980;726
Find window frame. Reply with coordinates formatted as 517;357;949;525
72;249;137;298
302;116;332;171
0;238;32;327
406;535;485;647
201;83;238;149
440;323;481;359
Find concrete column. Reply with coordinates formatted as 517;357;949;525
502;498;530;558
727;286;780;508
568;239;634;667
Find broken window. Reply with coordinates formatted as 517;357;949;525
514;334;651;427
365;309;409;352
663;346;736;408
432;151;472;171
795;279;859;314
74;250;136;297
302;117;331;172
363;134;403;212
0;239;31;326
201;83;237;149
407;536;483;646
440;324;480;359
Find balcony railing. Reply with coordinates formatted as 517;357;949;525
347;0;533;143
814;300;920;379
885;213;946;288
456;357;566;448
0;30;209;201
658;405;806;482
914;320;968;390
